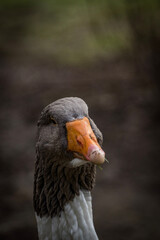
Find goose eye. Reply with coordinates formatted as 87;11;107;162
50;117;57;125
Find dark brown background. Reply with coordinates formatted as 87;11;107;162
0;1;160;239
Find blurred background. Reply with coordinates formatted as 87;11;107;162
0;0;160;239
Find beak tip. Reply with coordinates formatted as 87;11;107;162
87;147;105;165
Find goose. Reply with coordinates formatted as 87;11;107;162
33;97;105;240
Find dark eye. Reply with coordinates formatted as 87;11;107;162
50;117;57;125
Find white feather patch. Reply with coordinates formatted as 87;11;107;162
35;190;98;240
69;158;89;168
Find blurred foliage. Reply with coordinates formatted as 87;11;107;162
0;0;130;64
24;0;130;64
0;0;159;65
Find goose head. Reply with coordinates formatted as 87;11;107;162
34;97;105;217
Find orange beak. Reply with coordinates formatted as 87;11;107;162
66;117;105;165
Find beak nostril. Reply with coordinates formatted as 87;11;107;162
77;138;83;147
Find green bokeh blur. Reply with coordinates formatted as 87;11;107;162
0;0;158;65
